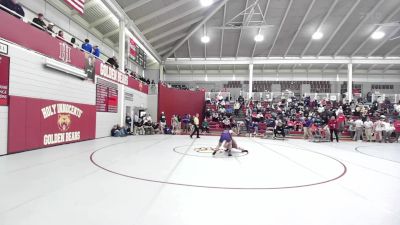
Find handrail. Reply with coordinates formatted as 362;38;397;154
0;8;150;89
0;3;112;60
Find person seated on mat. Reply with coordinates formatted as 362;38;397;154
201;119;210;133
274;118;285;139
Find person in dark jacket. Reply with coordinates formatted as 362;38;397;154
106;56;119;69
32;13;46;29
0;0;24;17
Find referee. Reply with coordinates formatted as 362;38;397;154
190;113;200;138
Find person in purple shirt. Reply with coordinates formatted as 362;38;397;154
212;126;248;157
303;117;313;139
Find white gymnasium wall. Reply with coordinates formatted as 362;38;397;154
95;78;122;138
0;107;7;155
147;95;158;122
6;43;95;105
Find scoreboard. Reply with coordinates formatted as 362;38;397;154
129;38;147;69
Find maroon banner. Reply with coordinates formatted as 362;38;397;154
0;55;10;106
158;84;205;126
95;62;148;94
8;96;96;154
0;10;88;70
128;77;149;94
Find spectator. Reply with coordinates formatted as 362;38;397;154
106;56;119;69
159;112;166;134
190;113;200;138
201;119;210;133
47;23;55;33
328;116;339;142
92;45;100;58
171;115;179;134
32;13;46;29
373;116;385;143
394;116;400;142
57;30;64;39
353;117;364;141
1;0;24;17
234;101;240;116
364;117;373;142
383;121;395;143
81;39;92;53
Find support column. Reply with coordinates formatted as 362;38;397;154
120;85;125;126
347;63;353;102
118;20;126;127
118;20;126;71
249;63;254;100
159;63;164;82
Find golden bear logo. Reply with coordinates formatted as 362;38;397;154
57;114;71;132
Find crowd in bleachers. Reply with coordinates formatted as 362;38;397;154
203;93;400;143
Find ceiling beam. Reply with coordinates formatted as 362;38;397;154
90;14;113;28
188;39;193;74
235;0;251;58
165;57;400;65
124;0;152;13
148;17;203;43
266;0;293;57
367;27;400;57
100;0;162;62
384;43;400;57
251;0;270;58
154;33;187;49
103;28;119;38
159;47;173;56
301;0;339;57
135;0;192;25
333;0;385;56
164;0;231;59
283;0;315;57
85;0;99;10
317;0;361;57
142;5;204;35
350;4;400;57
383;64;393;73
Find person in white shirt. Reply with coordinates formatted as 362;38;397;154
363;117;374;142
353;118;364;141
373;116;385;143
233;101;241;116
383;121;395;143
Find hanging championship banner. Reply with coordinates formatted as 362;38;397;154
129;38;137;62
0;55;10;106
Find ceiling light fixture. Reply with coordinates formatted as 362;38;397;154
200;0;213;7
371;31;385;40
312;31;323;40
201;35;210;43
254;34;264;42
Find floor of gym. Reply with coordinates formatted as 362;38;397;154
0;135;399;225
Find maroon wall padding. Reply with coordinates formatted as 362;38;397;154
0;10;86;70
0;55;10;106
158;84;205;126
8;96;96;154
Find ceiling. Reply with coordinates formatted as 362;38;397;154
110;0;400;59
57;0;400;73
